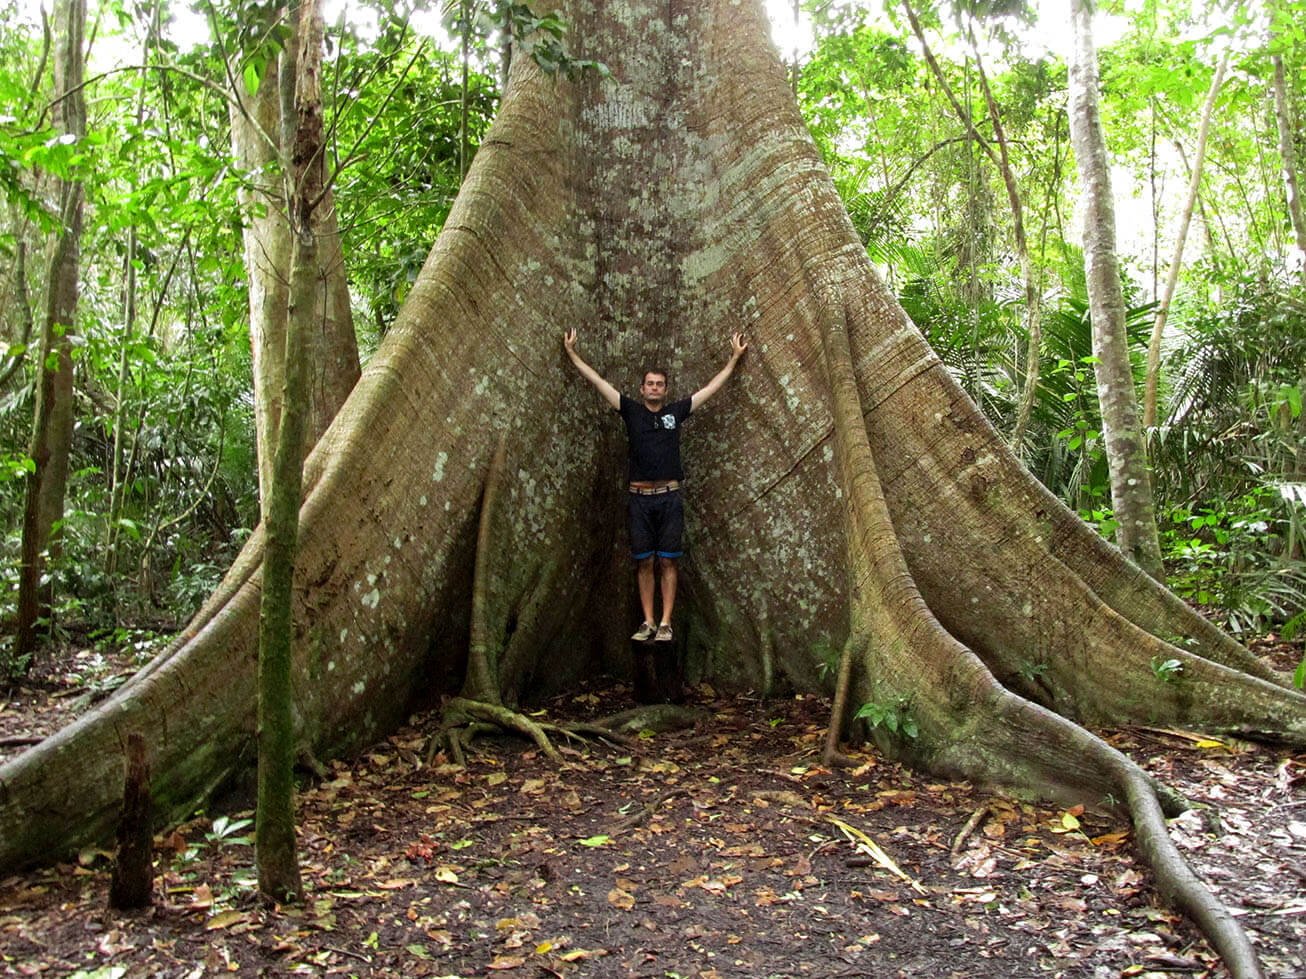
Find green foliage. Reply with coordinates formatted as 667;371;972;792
443;2;608;80
1148;281;1306;634
1150;655;1183;682
1017;660;1048;683
855;698;919;739
330;28;497;337
206;815;254;847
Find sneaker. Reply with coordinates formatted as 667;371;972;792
655;623;673;642
632;621;656;642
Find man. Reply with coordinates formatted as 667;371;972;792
564;329;748;642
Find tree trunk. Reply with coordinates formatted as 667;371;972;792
1;2;1301;972
13;0;86;666
1143;51;1228;429
1270;52;1306;285
901;1;1044;453
252;0;332;906
228;2;360;505
1065;0;1165;581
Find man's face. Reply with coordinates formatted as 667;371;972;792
640;372;668;407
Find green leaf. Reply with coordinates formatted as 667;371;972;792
578;835;610;847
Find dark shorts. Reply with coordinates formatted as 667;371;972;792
628;491;684;560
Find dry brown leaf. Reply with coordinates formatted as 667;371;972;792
607;888;635;910
189;884;214;910
560;948;609;962
204;910;249;931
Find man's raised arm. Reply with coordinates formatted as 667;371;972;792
564;329;621;410
691;332;748;412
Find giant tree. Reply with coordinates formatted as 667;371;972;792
0;1;1302;974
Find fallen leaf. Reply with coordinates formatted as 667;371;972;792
189;884;214;910
607;888;635;910
1091;830;1129;847
560;948;609;962
205;910;250;931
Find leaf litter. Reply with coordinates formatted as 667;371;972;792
0;668;1303;977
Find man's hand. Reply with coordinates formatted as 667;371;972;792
691;332;750;412
563;328;620;410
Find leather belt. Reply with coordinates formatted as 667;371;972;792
629;481;682;495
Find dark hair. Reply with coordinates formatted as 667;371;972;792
642;369;669;385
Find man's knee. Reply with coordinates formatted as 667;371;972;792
637;555;656;572
656;556;678;572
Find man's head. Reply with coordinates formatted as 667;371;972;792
640;369;669;408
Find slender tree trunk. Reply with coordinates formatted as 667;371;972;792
228;2;359;505
106;0;161;581
1270;53;1306;284
459;0;471;182
901;1;1042;452
1143;51;1228;428
13;0;86;666
1065;0;1165;581
253;0;339;905
0;233;34;390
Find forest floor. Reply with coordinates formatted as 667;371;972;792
0;636;1303;979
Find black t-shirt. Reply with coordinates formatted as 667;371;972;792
618;394;693;482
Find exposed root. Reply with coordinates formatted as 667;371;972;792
434;697;563;764
822;634;861;769
430;698;674;766
587;704;710;734
1106;736;1265;978
609;788;690;835
820;287;1269;978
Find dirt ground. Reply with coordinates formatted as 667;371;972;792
0;637;1303;978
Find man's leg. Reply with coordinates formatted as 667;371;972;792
658;557;678;625
653;493;684;641
629;494;658;639
637;556;657;627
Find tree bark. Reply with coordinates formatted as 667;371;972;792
0;2;1301;972
1065;0;1165;581
228;1;360;506
108;733;152;910
1270;52;1306;285
1143;51;1228;428
252;0;342;905
13;0;86;666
